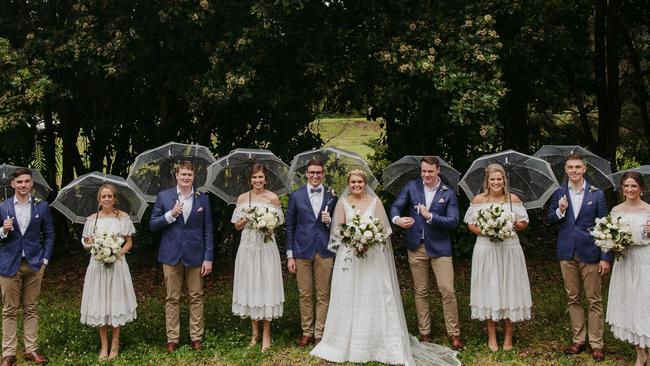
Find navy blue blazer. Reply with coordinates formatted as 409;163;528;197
285;185;337;259
389;179;459;257
0;197;55;276
150;187;214;267
546;181;612;263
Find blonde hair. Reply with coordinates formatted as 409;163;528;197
483;164;510;197
97;184;120;216
347;169;368;184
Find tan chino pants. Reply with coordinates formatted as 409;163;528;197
295;253;334;338
163;262;204;343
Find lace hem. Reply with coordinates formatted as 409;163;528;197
80;310;137;327
311;339;406;365
232;301;283;320
471;305;531;322
609;324;650;348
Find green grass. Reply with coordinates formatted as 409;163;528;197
311;118;383;158
1;252;637;365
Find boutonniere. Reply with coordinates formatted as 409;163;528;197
33;197;42;204
194;191;201;198
440;185;448;192
589;186;598;193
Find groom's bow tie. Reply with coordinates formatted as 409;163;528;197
310;187;322;193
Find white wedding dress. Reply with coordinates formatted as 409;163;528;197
310;196;461;366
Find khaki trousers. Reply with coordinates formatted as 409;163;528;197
408;244;460;337
163;262;204;343
559;256;604;348
296;253;334;338
0;261;45;357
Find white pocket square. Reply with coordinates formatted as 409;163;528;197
34;214;40;218
587;201;593;206
196;207;204;212
438;198;445;203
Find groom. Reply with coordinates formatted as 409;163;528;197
285;159;337;347
150;160;214;352
390;156;463;350
547;153;610;362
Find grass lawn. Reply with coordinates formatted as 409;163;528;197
3;247;636;366
311;118;383;158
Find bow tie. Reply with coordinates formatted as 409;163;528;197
310;187;322;193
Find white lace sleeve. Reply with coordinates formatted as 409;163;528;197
512;203;529;222
231;205;246;223
120;217;136;236
463;205;478;225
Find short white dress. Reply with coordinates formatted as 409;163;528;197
606;212;650;348
464;202;532;322
80;216;138;327
231;202;285;320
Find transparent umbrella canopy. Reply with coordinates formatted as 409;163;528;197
610;165;650;202
51;172;148;224
205;148;291;204
459;149;559;209
287;146;378;195
533;145;614;189
382;155;461;195
127;142;217;202
0;164;52;202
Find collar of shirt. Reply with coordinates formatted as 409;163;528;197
13;195;32;205
422;178;441;192
308;184;324;194
176;187;194;199
568;180;586;195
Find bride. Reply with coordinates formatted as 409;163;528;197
310;169;461;365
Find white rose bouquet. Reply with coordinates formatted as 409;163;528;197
337;208;387;259
590;214;634;260
475;204;516;243
244;206;282;243
90;232;124;267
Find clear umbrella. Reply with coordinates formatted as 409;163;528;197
287;146;378;196
610;165;650;202
459;149;559;209
382;155;461;195
127;141;217;202
1;164;53;202
533;145;614;189
205;148;291;204
51;172;148;224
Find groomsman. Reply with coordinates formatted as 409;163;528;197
390;156;463;350
150;161;214;352
547;153;611;362
0;168;54;366
285;159;337;347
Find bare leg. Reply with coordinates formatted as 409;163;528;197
98;326;109;360
261;320;271;352
249;320;259;347
503;319;513;350
634;346;648;366
487;320;498;352
109;326;120;359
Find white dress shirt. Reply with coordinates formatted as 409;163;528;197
165;187;194;223
556;180;586;219
308;184;324;218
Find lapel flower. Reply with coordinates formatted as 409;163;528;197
194;191;201;198
589;186;598;193
328;187;337;197
440;185;448;192
33;197;42;204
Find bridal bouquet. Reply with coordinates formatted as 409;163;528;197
475;204;516;243
90;232;124;267
590;214;634;260
337;209;387;258
244;206;282;243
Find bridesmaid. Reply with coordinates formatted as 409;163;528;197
606;172;650;366
81;184;137;360
231;163;285;352
464;164;532;351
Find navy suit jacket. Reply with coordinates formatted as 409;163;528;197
285;185;337;259
546;181;612;263
150;187;214;267
0;197;55;276
389;179;459;257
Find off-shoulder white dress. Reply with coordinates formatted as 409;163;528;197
606;212;650;348
80;216;138;327
231;202;285;320
464;202;532;322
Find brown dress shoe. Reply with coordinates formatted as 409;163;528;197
0;356;16;366
23;351;48;364
591;348;605;362
298;335;314;347
166;342;177;353
314;338;322;346
191;340;203;350
419;334;431;343
564;342;586;354
450;335;464;350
